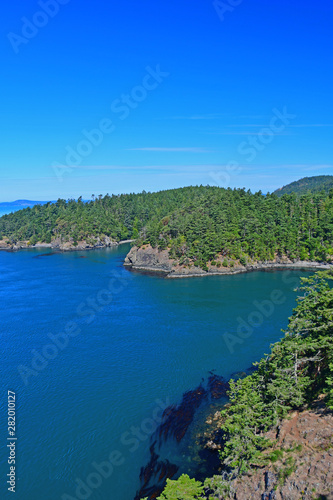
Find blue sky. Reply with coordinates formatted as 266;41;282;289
1;0;332;201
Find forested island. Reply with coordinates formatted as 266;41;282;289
274;175;333;197
1;183;333;277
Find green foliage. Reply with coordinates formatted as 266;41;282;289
274;175;333;197
219;270;333;474
277;456;297;483
157;271;333;500
269;449;284;462
156;474;204;500
141;187;333;267
1;187;333;267
239;256;247;266
326;363;333;410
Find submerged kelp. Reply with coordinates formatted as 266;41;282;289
135;374;229;499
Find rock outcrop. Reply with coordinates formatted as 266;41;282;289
124;245;331;278
0;235;120;251
205;405;333;499
124;245;174;273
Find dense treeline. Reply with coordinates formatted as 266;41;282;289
0;187;202;245
141;188;333;267
1;186;333;266
274;175;333;197
155;270;333;499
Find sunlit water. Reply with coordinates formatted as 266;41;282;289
0;205;35;217
0;244;309;500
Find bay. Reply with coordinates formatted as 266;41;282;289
0;244;308;500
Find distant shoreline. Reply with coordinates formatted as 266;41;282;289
1;241;331;279
0;239;134;252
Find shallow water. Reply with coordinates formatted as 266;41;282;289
0;245;309;499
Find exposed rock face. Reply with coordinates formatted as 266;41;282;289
124;245;331;278
52;235;118;251
0;239;11;249
206;406;333;499
0;236;119;251
124;245;173;272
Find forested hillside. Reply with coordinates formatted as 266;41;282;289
140;188;333;267
156;270;333;499
0;188;198;245
1;186;333;266
274;175;333;196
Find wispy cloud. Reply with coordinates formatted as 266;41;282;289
302;164;333;171
165;113;225;120
207;131;291;136
48;164;333;177
224;123;333;128
49;164;218;172
289;124;333;128
238;115;268;119
127;147;211;153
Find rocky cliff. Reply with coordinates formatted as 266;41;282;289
124;245;331;278
205;403;333;499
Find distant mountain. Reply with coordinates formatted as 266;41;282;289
274;175;333;196
0;200;49;206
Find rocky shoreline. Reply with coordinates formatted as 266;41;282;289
2;238;332;278
203;402;333;499
124;245;332;278
0;236;134;252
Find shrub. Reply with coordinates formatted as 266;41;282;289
239;256;247;266
157;474;204;500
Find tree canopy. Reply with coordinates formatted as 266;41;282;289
274;175;333;197
155;270;333;498
1;186;333;268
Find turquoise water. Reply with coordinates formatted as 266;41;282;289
0;245;309;500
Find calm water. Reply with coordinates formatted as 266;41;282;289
0;245;309;500
0;205;34;217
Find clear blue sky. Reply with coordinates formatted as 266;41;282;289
1;0;332;201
